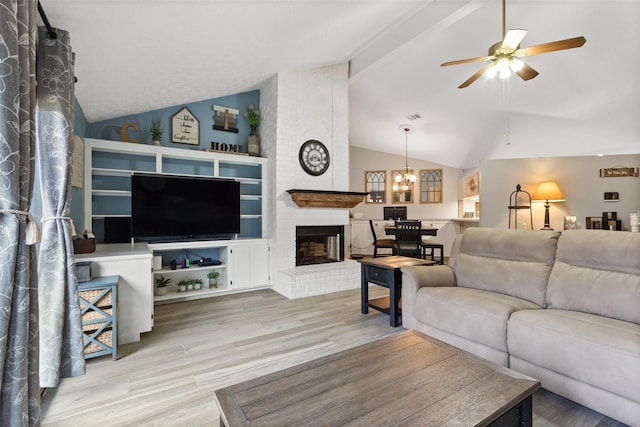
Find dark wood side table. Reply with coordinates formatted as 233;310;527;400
358;256;436;327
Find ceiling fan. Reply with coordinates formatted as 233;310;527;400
441;0;586;88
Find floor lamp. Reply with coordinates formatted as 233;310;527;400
533;182;565;230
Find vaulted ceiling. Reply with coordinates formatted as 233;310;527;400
42;0;639;169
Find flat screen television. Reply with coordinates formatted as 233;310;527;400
383;206;407;221
131;173;240;242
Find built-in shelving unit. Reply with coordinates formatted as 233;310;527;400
149;239;270;304
83;138;267;243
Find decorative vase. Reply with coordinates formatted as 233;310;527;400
248;124;260;157
209;278;218;289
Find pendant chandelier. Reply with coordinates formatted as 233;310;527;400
393;124;416;192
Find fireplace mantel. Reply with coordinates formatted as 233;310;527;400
287;189;368;209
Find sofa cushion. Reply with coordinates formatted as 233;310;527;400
508;309;640;403
450;228;559;306
414;287;541;352
547;229;640;324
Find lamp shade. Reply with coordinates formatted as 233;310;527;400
533;182;565;202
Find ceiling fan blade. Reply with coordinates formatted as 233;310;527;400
516;36;586;57
501;29;527;51
515;62;539;81
441;55;494;67
458;63;494;89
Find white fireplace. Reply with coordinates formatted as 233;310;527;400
259;62;361;299
296;225;344;266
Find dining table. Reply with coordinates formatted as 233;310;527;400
384;225;438;237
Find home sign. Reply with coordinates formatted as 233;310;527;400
171;107;200;145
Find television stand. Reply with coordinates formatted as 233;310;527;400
148;239;269;304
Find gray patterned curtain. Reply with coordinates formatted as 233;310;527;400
36;26;85;387
0;1;41;424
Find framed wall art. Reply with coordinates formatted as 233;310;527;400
586;217;603;230
604;192;619;202
464;172;479;197
171;107;200;145
599;167;639;177
564;216;576;230
212;105;239;133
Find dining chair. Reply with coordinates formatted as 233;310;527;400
369;219;395;257
421;238;444;264
394;220;422;259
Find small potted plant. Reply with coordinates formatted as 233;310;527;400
150;118;163;145
177;279;187;293
207;270;220;288
191;278;203;290
154;275;171;296
244;104;260;156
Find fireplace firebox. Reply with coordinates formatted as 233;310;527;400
296;225;345;266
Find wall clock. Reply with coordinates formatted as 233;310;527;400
299;140;330;176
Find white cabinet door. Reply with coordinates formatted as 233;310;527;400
251;240;269;287
78;244;153;344
229;244;252;289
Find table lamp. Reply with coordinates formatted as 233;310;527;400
533;182;565;230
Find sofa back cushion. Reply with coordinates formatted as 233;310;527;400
547;229;640;324
450;228;560;306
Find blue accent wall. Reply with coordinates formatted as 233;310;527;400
86;90;260;152
71;98;89;233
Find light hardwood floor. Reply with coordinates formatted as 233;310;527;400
41;288;627;426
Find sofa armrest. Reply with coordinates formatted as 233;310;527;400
402;265;455;291
401;265;455;329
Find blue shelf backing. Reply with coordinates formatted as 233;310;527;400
162;157;214;176
220;162;261;179
93;151;155;172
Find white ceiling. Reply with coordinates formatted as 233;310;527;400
42;0;640;170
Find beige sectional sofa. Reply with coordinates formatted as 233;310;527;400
401;227;640;426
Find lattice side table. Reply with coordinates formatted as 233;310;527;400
78;275;119;360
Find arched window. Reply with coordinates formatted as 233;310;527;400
420;169;442;204
365;170;386;203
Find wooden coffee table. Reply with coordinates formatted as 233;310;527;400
359;255;436;327
215;330;540;426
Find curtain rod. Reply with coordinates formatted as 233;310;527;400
38;1;57;39
37;2;78;82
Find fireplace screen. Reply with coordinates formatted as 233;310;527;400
296;225;345;266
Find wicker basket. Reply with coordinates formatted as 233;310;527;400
84;329;113;354
79;289;112;310
73;238;96;254
81;309;113;326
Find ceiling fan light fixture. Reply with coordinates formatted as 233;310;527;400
485;64;498;78
496;58;511;78
441;0;586;88
509;58;524;72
